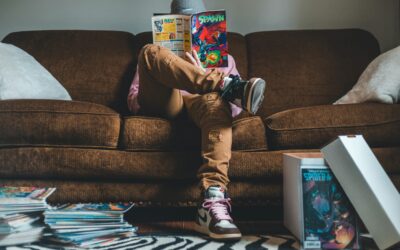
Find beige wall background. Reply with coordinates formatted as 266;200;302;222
0;0;399;51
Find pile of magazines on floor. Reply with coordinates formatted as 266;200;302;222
44;202;137;248
0;186;55;246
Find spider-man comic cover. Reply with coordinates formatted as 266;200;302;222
302;168;360;249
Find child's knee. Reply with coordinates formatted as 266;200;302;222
139;44;160;62
199;93;233;123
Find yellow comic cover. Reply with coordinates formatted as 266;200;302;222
152;14;191;57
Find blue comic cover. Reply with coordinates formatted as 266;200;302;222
53;203;134;213
191;10;228;68
302;168;360;249
0;186;55;200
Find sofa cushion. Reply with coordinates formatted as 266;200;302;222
0;179;283;206
2;176;399;205
121;116;268;151
246;29;380;117
2;31;136;115
264;103;400;150
0;100;120;148
2;147;399;182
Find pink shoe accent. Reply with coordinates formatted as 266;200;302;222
202;198;233;222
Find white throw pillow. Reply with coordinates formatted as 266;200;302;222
0;42;71;100
334;45;400;104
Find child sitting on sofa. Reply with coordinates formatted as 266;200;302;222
127;0;266;240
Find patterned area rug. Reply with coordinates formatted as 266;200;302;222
6;234;386;250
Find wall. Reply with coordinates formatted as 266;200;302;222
0;0;399;51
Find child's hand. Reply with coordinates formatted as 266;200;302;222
185;50;206;73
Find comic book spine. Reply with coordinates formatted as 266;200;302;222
191;10;228;68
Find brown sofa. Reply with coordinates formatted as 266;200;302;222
1;29;399;220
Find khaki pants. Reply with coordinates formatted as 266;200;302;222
138;44;233;191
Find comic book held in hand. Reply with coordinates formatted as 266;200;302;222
152;10;228;68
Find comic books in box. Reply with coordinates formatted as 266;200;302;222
283;153;360;249
152;10;228;68
322;135;400;250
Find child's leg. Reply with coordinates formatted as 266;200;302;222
183;93;233;190
137;45;226;118
137;56;184;118
184;93;241;240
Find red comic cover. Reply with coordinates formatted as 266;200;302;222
191;10;228;68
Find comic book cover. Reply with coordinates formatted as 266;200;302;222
0;186;55;200
191;10;228;68
152;14;191;57
48;203;134;213
302;168;360;249
151;10;228;68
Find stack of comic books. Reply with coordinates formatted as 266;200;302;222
0;186;56;246
44;203;136;248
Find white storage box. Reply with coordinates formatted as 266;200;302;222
322;135;400;250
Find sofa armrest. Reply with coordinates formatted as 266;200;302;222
263;103;400;150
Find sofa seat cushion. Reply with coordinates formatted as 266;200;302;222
2;147;399;182
0;100;120;148
121;116;268;151
265;103;400;149
2;176;399;206
0;179;284;206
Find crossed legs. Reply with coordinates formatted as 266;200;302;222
137;44;232;190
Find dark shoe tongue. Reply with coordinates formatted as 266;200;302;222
206;186;225;199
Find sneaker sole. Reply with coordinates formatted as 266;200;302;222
193;223;242;241
246;78;266;115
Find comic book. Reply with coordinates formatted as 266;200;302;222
0;186;55;200
44;202;136;247
46;203;134;214
302;168;359;249
0;186;55;246
151;10;228;68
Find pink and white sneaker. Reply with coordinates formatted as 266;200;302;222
194;186;242;240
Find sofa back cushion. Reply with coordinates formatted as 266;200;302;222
2;29;380;117
247;29;380;117
2;30;137;114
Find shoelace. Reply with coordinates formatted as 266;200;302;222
221;75;244;102
202;198;233;221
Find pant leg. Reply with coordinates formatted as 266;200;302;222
183;93;233;191
137;50;184;119
138;44;225;95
